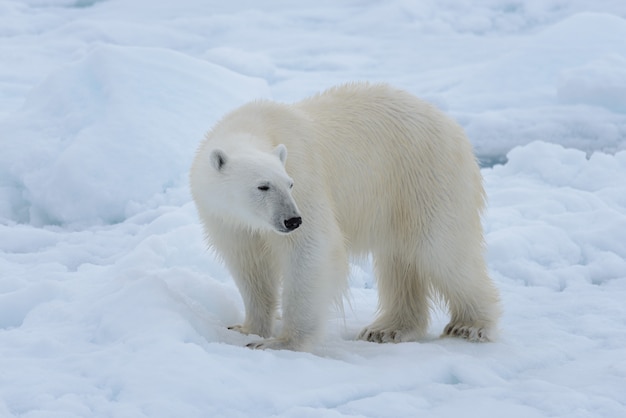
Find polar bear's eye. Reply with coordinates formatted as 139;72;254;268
289;182;294;189
258;184;270;191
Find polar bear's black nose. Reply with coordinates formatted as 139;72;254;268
284;217;302;231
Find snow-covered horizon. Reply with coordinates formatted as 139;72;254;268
1;1;625;417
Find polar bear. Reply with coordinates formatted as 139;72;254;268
190;82;500;351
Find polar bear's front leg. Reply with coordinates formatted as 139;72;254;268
248;225;346;351
228;255;280;339
214;229;280;339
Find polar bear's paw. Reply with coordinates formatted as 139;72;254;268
442;321;492;342
246;338;301;351
228;323;273;339
357;325;422;343
228;324;250;335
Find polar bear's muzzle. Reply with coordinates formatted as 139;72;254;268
270;190;301;234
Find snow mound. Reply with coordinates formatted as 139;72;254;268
455;12;626;158
0;44;269;226
558;54;626;112
448;13;626;111
484;141;626;290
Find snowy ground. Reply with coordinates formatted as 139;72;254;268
1;1;626;417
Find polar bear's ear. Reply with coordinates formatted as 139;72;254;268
210;149;228;171
273;144;288;166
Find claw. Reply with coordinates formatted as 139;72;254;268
443;322;491;342
245;338;300;351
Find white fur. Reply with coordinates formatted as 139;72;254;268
190;82;501;351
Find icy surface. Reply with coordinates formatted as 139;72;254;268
1;1;625;417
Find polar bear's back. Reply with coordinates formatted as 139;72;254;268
295;83;467;157
292;83;484;254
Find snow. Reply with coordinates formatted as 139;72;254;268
0;44;269;225
0;1;625;417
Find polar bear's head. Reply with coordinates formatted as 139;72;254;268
192;143;302;234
